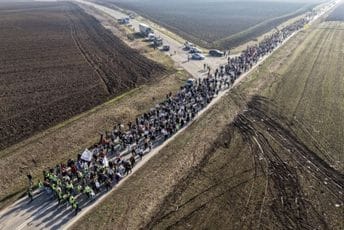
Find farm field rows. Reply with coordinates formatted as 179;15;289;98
97;0;317;49
0;1;165;151
71;20;344;229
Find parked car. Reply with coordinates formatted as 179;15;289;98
191;53;205;60
189;47;202;54
153;37;163;47
162;45;170;51
209;49;224;57
184;41;194;50
147;33;156;41
118;17;130;24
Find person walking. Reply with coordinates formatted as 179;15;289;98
27;188;34;202
69;195;81;215
130;155;136;168
72;200;81;216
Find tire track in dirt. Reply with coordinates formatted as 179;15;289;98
161;179;253;230
243;122;314;229
232;96;343;229
66;8;112;95
238;140;263;228
248;97;343;196
233;113;270;228
236;96;343;223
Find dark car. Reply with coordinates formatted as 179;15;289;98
209;49;224;57
189;47;202;54
162;45;170;51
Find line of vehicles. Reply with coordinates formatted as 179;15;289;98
119;17;226;60
139;23;169;50
184;41;225;60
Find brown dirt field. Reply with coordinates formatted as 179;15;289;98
0;1;165;151
71;21;343;229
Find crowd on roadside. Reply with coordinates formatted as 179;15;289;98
30;67;232;215
27;14;311;216
224;17;310;81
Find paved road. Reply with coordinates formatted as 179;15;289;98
0;0;340;229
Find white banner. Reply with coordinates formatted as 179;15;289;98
81;149;93;162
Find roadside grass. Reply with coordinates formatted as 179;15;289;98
0;70;189;210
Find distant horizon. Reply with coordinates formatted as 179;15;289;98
111;0;327;3
0;0;329;4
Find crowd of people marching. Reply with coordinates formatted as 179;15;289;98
224;17;310;81
28;16;310;216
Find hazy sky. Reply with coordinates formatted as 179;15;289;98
113;0;327;2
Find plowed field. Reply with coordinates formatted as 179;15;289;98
0;2;165;150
